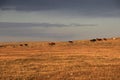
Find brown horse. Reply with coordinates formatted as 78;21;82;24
49;42;56;46
96;38;102;41
68;41;73;43
103;38;107;41
24;44;28;46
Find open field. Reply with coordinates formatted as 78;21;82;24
0;37;120;80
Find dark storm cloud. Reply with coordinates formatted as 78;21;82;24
116;0;120;8
0;0;120;17
0;22;96;28
0;0;120;11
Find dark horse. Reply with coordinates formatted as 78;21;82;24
49;42;56;46
68;41;73;43
90;39;96;42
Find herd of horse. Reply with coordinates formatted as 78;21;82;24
49;38;108;46
0;37;118;48
90;38;107;42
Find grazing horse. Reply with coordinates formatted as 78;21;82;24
24;44;28;46
68;41;73;43
96;38;102;41
90;39;96;42
103;38;107;41
19;44;23;46
0;45;5;48
49;42;56;46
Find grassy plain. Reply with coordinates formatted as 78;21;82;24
0;38;120;80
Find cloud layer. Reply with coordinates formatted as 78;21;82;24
0;0;119;10
0;22;97;28
0;0;120;41
0;0;120;17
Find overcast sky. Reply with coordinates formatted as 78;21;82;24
0;0;120;41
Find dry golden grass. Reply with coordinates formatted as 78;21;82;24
0;37;120;80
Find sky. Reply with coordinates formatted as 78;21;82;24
0;0;120;41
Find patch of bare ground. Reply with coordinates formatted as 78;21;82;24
0;37;120;80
